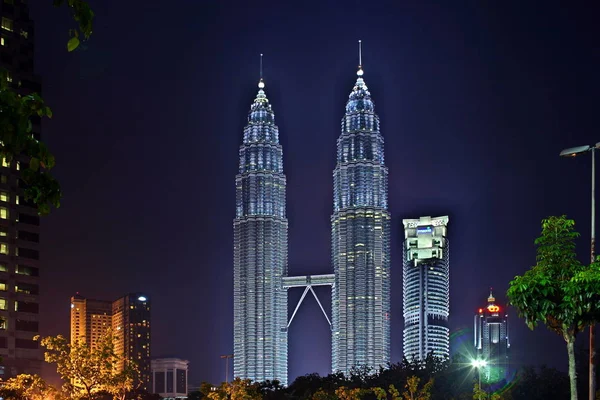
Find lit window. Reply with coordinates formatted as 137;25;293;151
0;208;7;220
0;192;7;202
0;229;6;237
5;72;11;83
15;162;19;171
0;37;4;46
0;264;6;272
15;195;18;205
0;244;8;255
0;282;6;291
19;29;27;39
1;17;13;32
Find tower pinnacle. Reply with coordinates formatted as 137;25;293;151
258;53;265;89
488;288;495;303
357;40;364;76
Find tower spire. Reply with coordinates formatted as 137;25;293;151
488;288;495;303
357;40;364;76
258;53;265;89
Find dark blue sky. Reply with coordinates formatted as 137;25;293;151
30;0;599;387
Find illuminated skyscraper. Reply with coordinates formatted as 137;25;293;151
70;294;112;349
112;293;151;391
402;216;450;361
233;70;288;385
69;293;151;390
331;42;391;374
474;291;510;383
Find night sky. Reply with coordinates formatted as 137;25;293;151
29;0;599;387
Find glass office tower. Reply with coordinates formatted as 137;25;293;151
474;291;510;383
233;78;288;385
331;61;391;374
402;216;450;361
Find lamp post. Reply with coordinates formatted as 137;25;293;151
471;359;488;400
220;354;233;384
560;142;600;400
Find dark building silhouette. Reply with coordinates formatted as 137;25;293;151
0;0;43;379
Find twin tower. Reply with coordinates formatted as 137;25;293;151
233;45;445;385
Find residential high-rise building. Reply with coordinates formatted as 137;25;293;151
474;290;510;383
112;293;151;391
331;43;391;374
151;358;188;399
0;0;43;379
70;294;112;349
233;73;288;384
69;293;151;390
402;216;450;361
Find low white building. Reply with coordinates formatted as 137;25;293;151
151;358;189;399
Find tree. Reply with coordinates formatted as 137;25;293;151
207;378;262;400
37;330;135;400
334;386;368;400
106;359;140;400
472;383;487;400
0;374;57;400
507;216;600;400
402;376;433;400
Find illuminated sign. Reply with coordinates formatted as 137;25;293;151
417;226;433;235
487;305;500;313
138;296;147;302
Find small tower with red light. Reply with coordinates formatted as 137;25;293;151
474;289;510;384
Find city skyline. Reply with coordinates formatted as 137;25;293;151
27;0;599;387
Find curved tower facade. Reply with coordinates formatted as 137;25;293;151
331;59;391;374
233;78;288;385
402;216;450;361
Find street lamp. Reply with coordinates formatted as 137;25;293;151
560;142;600;400
220;354;233;384
471;359;487;400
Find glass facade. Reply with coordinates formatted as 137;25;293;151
402;216;450;361
233;79;288;385
331;67;391;374
474;292;510;384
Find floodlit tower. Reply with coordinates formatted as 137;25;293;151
331;41;391;374
402;216;450;361
233;56;288;385
474;290;510;383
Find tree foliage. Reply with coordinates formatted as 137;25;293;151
36;330;138;400
0;0;93;215
53;0;94;51
0;373;58;400
0;72;59;215
507;216;600;400
207;378;262;400
402;376;433;400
